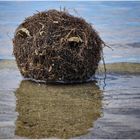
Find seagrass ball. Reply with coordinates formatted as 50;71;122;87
13;9;103;83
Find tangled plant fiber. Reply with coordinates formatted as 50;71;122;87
13;9;105;83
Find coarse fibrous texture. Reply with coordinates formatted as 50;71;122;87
13;9;104;83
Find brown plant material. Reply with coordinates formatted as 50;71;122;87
13;9;104;83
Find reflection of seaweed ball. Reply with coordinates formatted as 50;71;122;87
13;9;104;83
15;80;102;138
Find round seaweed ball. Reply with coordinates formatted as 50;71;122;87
13;9;103;83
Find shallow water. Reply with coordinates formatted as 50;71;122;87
15;81;102;139
0;60;140;139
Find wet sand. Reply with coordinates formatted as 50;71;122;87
0;60;140;139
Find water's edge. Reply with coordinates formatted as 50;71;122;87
0;59;140;74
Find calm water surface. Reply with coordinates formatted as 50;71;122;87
0;60;140;139
0;1;140;139
0;1;140;63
